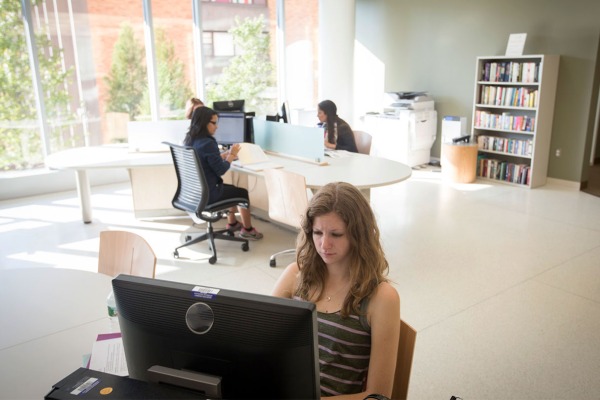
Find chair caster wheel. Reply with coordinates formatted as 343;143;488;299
242;243;249;252
209;256;217;264
173;250;179;258
269;259;276;268
185;235;192;242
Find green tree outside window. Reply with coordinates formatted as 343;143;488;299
206;15;276;115
0;0;72;171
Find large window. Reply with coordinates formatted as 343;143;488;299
282;0;319;112
1;0;318;176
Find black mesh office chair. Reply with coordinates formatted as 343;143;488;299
166;142;249;264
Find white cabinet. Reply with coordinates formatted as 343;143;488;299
364;109;437;167
472;55;559;187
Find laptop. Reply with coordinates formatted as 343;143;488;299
232;143;283;171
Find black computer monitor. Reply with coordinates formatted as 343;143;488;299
113;275;320;400
280;101;290;124
215;112;246;146
266;102;290;123
213;99;245;113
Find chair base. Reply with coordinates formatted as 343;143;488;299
269;248;295;268
174;225;249;264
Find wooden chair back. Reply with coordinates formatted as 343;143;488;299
263;168;309;229
392;319;417;400
353;130;373;155
97;230;156;278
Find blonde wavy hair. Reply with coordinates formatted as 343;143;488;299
295;181;389;317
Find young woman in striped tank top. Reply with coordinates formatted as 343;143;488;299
272;182;400;399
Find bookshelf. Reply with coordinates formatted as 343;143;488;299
472;55;559;188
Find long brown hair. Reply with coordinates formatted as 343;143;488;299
295;182;389;317
184;106;217;146
318;99;338;145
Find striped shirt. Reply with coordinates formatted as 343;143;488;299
317;310;371;396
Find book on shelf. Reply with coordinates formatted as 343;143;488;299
477;135;533;157
477;156;532;185
481;61;540;84
474;110;536;132
479;86;538;108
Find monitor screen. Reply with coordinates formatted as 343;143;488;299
213;99;245;113
215;112;246;145
113;275;320;400
280;101;290;124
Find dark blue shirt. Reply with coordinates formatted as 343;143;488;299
189;135;231;204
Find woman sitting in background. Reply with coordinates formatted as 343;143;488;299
183;106;263;240
318;100;358;153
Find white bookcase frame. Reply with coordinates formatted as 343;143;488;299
472;55;559;188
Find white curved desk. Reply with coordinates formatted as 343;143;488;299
261;152;412;191
0;268;115;399
46;145;173;223
47;145;412;223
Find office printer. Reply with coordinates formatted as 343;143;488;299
364;91;437;167
383;91;434;114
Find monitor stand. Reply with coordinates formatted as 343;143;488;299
147;365;222;399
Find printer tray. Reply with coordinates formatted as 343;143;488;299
45;368;203;400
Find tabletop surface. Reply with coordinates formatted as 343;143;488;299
46;145;412;189
0;268;115;399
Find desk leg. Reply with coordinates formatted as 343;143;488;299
75;170;92;223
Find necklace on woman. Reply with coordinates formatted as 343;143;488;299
324;282;350;302
324;286;347;313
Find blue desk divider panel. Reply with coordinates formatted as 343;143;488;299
253;119;326;163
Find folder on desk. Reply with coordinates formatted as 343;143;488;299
232;143;283;171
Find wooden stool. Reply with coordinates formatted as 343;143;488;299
441;143;478;183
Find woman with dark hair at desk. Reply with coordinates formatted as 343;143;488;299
272;182;400;399
318;100;358;153
184;107;263;240
185;97;204;119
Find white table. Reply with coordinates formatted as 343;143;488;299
46;145;174;223
0;268;115;399
265;151;412;191
47;145;412;223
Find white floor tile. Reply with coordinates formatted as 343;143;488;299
1;172;600;399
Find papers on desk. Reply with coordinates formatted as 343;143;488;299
324;149;357;158
87;332;129;376
233;143;283;171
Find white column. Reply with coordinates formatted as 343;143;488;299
318;0;355;123
276;0;287;106
192;0;205;100
143;0;160;121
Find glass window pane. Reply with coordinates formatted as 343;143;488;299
284;0;319;113
202;1;276;115
88;3;147;127
148;3;195;120
1;0;73;171
2;0;320;176
213;32;235;57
